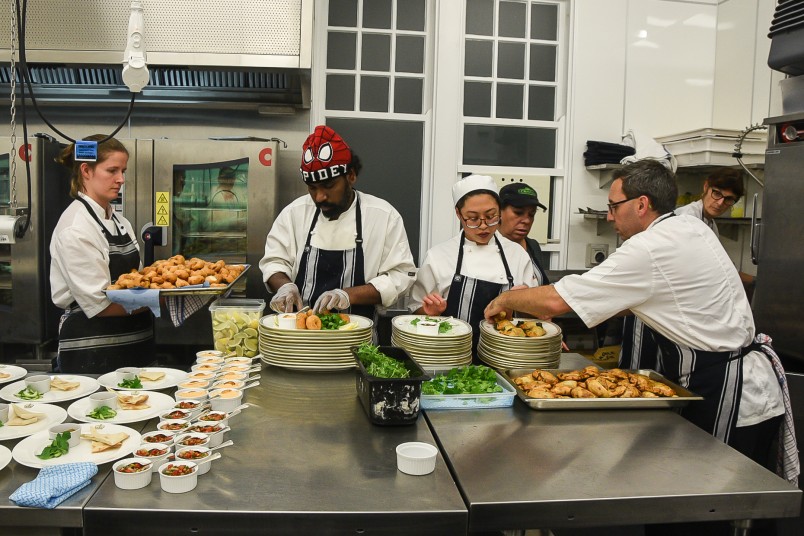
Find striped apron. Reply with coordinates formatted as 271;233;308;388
57;198;154;373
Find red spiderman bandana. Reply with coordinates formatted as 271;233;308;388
300;125;352;184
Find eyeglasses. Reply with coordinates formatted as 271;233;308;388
607;197;637;214
709;188;738;206
461;215;500;229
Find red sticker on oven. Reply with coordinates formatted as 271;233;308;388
19;144;31;162
259;148;273;166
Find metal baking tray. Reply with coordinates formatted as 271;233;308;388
105;264;249;296
505;368;703;410
421;368;516;410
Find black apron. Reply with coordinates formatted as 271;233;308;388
618;316;659;370
524;237;550;285
57;197;153;373
444;232;514;363
293;192;374;319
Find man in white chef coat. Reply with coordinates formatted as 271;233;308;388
484;160;794;487
259;125;416;317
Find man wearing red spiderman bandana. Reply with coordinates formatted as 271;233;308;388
260;125;416;318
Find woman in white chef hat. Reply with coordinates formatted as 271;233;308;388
408;175;542;360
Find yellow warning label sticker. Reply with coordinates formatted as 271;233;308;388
155;191;170;226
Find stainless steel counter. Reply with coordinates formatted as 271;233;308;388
426;354;802;532
82;367;468;536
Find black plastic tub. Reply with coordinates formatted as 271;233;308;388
351;345;430;426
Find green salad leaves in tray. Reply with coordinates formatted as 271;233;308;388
354;342;410;379
422;365;503;395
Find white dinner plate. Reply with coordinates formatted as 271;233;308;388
97;367;188;391
0;445;11;471
392;315;472;337
260;313;374;332
480;318;561;339
0;365;28;385
12;423;141;469
0;403;68;442
67;391;176;424
0;375;100;404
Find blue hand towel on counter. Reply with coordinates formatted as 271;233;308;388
10;462;98;509
106;288;161;316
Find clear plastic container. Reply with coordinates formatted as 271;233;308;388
209;298;265;357
420;368;516;410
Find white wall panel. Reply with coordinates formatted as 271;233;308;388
712;0;756;129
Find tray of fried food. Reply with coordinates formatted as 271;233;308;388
105;255;249;295
505;365;703;410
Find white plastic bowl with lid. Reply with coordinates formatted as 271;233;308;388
396;442;438;475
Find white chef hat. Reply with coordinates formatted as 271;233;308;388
451;175;499;206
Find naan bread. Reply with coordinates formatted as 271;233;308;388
139;370;165;382
50;378;80;391
0;371;10;379
117;393;150;410
6;404;45;426
80;429;129;452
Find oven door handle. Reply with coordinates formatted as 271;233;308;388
750;193;761;265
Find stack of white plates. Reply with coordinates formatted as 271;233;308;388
390;315;473;368
477;318;562;369
259;314;373;371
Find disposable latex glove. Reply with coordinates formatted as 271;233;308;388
270;282;303;313
313;289;350;313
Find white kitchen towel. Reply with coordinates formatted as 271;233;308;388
620;129;677;172
10;462;98;509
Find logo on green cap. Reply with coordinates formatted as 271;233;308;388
517;186;537;197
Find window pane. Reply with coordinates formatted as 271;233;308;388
329;0;358;27
327;32;357;70
463;125;556;168
464;82;492;117
326;75;355;111
497;42;525;79
529;44;557;81
397;0;426;31
466;0;494;36
528;85;555;120
362;34;391;71
363;0;392;29
499;1;526;38
396;35;425;73
360;76;389;112
465;40;493;77
394;78;423;114
531;3;558;41
496;83;523;119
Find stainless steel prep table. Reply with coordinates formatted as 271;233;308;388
83;367;468;536
426;353;802;532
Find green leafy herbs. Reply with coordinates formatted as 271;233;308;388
354;342;410;379
319;313;347;330
37;431;71;460
410;316;453;334
422;365;503;395
118;376;143;389
87;405;117;420
16;386;43;400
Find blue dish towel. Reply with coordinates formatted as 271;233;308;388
106;288;161;316
10;462;98;509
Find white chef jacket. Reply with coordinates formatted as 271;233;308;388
259;191;416;307
555;213;782;425
50;193;139;318
675;200;719;237
408;232;541;312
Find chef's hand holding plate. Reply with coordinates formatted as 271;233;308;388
313;289;350;313
270;283;303;313
420;293;447;317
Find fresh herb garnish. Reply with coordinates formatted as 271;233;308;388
319;313;347;330
410;317;453;334
37;431;71;460
118;376;143;389
87;405;117;420
354;342;410;379
422;365;503;395
16;386;43;400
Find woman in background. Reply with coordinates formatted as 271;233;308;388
50;134;153;373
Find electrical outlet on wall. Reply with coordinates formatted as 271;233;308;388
586;244;609;268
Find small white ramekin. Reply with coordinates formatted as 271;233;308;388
113;457;154;489
159;462;198;494
396;442;438;476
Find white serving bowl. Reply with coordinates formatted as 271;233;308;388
113;457;153;489
157;419;190;434
174;388;209;403
175;446;213;475
194;355;225;366
87;391;118;411
159;462;199;494
195;410;230;428
215;371;248;382
196;350;224;360
115;367;142;383
25;374;52;394
190;363;222;374
186;371;217;382
133;443;172;472
210;379;245;391
48;423;81;448
172;400;206;419
141;430;176;448
174;432;210;450
209;389;243;413
159;408;193;422
277;313;298;329
177;379;211;391
396;442;438;476
218;364;255;374
186;423;229;448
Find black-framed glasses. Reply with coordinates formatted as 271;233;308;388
461;215;500;229
710;187;738;206
607;197;637;214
